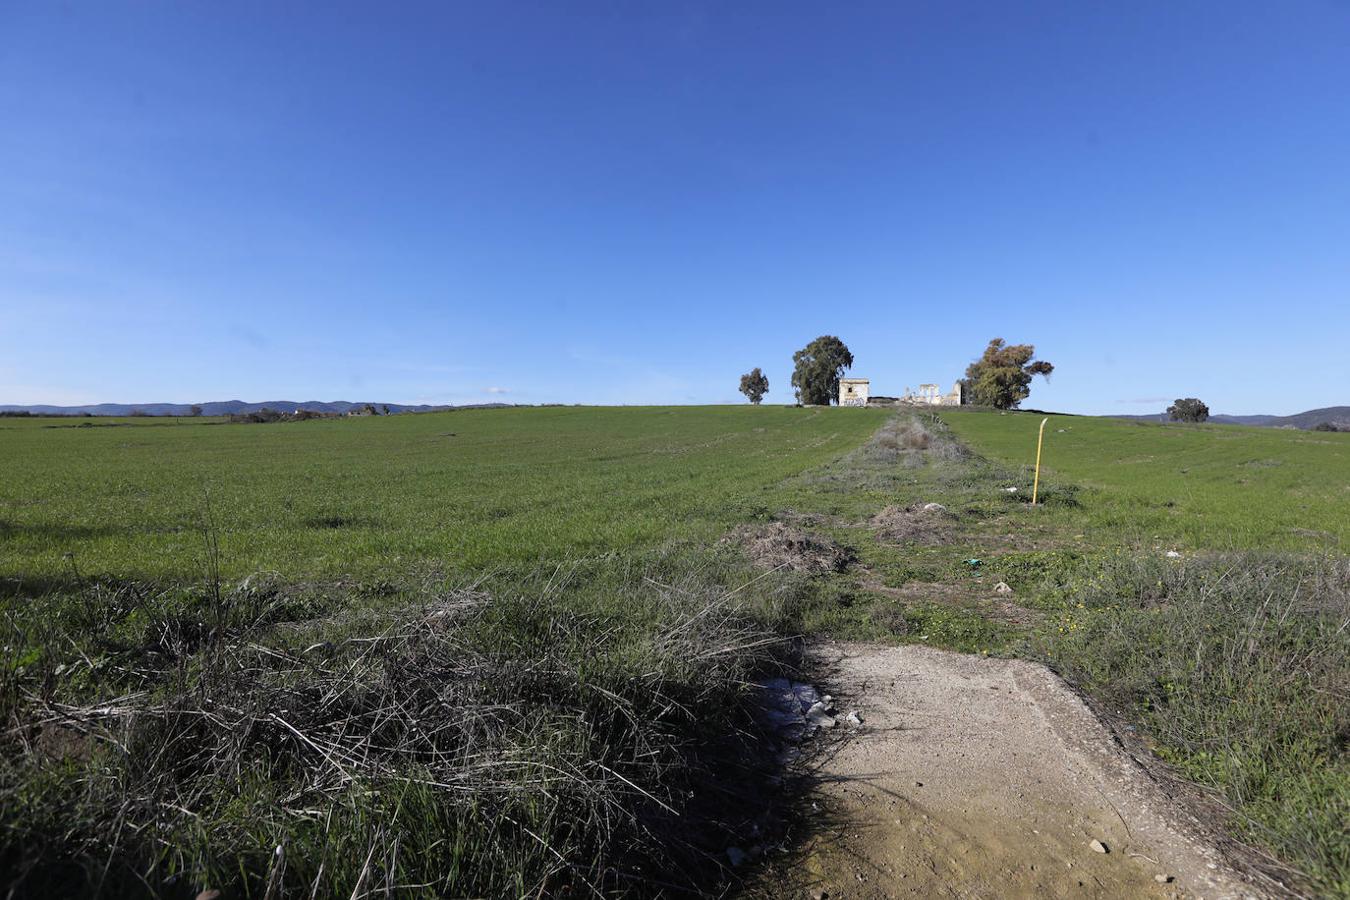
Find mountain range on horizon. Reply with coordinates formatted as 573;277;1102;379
1110;406;1350;430
2;400;1347;429
0;400;490;417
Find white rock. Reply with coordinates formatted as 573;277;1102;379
921;502;946;512
993;581;1013;595
1154;874;1173;884
845;710;863;727
1089;839;1109;854
1005;486;1019;493
806;702;837;728
1165;550;1182;558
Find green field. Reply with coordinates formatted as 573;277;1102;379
2;406;1346;897
940;409;1350;551
1;406;887;583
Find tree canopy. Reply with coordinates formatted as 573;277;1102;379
790;336;853;406
738;368;769;404
962;338;1054;409
1167;398;1210;423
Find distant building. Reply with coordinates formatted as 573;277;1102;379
839;379;963;408
896;382;962;407
839;378;870;407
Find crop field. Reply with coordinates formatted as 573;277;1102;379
0;406;887;584
940;410;1350;551
1;406;1346;897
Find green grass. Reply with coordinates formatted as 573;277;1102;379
928;410;1350;895
3;405;1348;896
939;409;1350;551
0;405;887;583
0;405;889;897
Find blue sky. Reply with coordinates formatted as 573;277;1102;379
1;2;1347;413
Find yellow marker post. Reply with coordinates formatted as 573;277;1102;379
1031;417;1049;506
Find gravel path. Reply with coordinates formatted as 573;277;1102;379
782;642;1264;899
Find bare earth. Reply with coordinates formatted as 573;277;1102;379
777;642;1264;899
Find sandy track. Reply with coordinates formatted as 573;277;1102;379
778;642;1263;899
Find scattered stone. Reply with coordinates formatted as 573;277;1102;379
760;679;818;726
807;702;837;728
1089;839;1109;854
993;581;1013;595
1154;874;1173;884
726;846;747;867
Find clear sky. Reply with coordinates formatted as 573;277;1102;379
2;2;1347;414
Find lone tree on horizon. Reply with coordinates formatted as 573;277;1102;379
791;336;854;406
962;338;1054;409
739;368;769;404
1168;398;1210;423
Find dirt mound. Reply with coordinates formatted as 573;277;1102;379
870;502;955;545
725;522;854;575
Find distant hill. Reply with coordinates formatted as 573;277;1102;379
1113;406;1350;430
0;400;514;416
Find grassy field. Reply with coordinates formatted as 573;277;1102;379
0;406;887;583
940;409;1350;550
931;410;1350;895
2;406;1346;897
0;406;888;898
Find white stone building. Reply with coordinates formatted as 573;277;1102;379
839;378;870;407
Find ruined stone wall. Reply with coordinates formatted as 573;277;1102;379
890;382;963;407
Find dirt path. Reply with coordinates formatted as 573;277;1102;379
774;642;1263;899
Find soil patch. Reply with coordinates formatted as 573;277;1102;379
859;575;1045;629
755;642;1262;899
725;522;855;575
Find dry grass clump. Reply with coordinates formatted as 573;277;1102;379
724;522;855;575
0;567;788;897
870;503;956;545
862;415;969;465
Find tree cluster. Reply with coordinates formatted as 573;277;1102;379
1167;398;1210;423
961;338;1054;409
790;336;854;406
